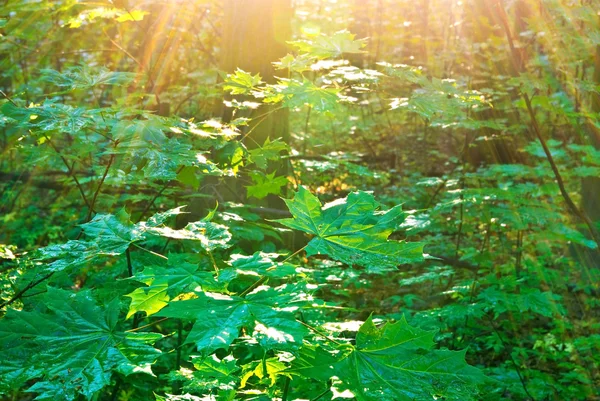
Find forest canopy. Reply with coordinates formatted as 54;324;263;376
0;1;599;400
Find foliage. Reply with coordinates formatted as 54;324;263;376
1;0;599;400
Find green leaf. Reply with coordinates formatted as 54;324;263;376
183;354;240;392
66;7;148;28
276;187;424;271
0;288;161;401
80;209;143;255
223;252;297;280
289;30;366;59
275;78;341;112
294;317;484;401
478;288;565;318
147;220;232;252
41;67;138;90
37;240;103;272
247;172;288;199
115;9;148;22
37;207;217;272
240;357;290;387
126;256;218;318
1;102;90;134
156;394;216;401
223;69;263;95
0;244;16;260
108;119;197;181
248;138;289;170
157;285;308;353
273;53;314;73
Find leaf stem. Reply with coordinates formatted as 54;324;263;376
125;317;169;333
240;276;269;298
43;134;91;209
139;166;185;220
207;250;219;274
282;376;291;401
283;245;307;263
310;384;331;401
126;248;133;277
0;272;54;309
176;319;183;368
487;316;535;401
131;243;168;260
240;246;305;297
297;320;344;346
85;153;115;223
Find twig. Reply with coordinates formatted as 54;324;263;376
494;0;600;249
310;385;331;401
240;276;269;297
43;134;91;208
297;320;343;346
140;166;185;220
131;243;168;260
125;317;169;333
0;272;54;309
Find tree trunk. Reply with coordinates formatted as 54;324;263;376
578;23;600;268
189;0;293;220
219;0;292;149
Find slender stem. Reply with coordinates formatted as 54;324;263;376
240;276;268;297
176;319;183;368
103;30;161;107
297;320;343;346
240;106;285;144
262;351;268;379
515;230;523;278
131;243;168;260
282;376;291;401
0;89;18;106
0;272;54;309
139;166;185;220
283;245;307;263
494;0;600;249
207;250;219;274
125;317;169;333
240;246;306;297
126;248;133;277
43;134;90;208
85;154;115;222
310;384;331;401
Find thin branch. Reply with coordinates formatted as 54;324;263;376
140;166;185;220
84;154;115;223
297;320;344;346
131;243;168;260
43;134;91;209
240;276;269;297
494;0;600;248
0;272;54;309
125;317;169;333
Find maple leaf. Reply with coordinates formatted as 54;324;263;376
0;288;161;401
276;187;424;272
294;316;484;401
